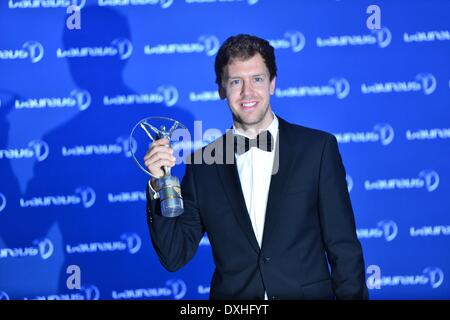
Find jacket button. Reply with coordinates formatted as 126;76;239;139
270;296;277;300
263;257;271;263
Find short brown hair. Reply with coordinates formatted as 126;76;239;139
214;34;277;86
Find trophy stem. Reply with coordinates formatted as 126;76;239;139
163;165;171;177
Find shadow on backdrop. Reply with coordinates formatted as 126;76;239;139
0;6;196;297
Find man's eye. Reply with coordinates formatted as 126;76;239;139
230;79;240;86
254;77;263;83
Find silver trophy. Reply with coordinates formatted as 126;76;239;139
130;116;188;218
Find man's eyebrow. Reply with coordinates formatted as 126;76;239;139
227;73;266;79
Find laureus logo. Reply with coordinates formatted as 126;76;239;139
346;175;353;193
75;187;96;208
29;140;50;162
23;41;44;63
158;86;179;107
117;135;137;158
120;233;142;254
166;279;187;300
418;170;439;192
70;89;91;111
72;0;86;9
269;31;306;53
357;220;398;242
0;193;7;213
111;38;133;60
0;41;44;63
33;238;54;260
377;220;398;242
416;73;437;95
329;77;350;99
423;267;444;289
198;35;220;56
373;26;392;48
0;291;10;300
284;31;306;53
80;285;100;300
373;123;395;146
160;0;174;8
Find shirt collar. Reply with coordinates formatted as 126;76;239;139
232;112;279;141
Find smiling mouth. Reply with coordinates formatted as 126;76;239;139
240;101;258;110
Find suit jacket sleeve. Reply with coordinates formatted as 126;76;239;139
146;162;205;272
318;134;369;299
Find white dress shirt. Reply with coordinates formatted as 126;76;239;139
233;114;279;248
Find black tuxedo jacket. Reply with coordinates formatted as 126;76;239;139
147;117;368;300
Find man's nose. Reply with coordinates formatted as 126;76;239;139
240;79;254;96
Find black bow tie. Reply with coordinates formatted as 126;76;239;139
234;130;274;155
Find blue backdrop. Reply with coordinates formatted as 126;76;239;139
0;0;449;300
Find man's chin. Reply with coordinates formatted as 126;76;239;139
237;116;264;127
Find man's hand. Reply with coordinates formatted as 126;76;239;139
144;138;176;179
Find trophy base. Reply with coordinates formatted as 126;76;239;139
156;175;184;218
160;202;184;218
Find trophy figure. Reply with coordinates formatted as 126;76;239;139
130;117;188;218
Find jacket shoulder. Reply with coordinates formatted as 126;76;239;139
280;118;335;145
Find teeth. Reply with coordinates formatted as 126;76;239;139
242;102;256;107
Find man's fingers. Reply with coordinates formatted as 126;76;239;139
148;159;176;177
152;138;170;147
144;152;176;168
144;146;175;164
144;143;173;161
144;147;173;163
142;138;177;177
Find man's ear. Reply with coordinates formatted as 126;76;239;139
218;86;226;100
270;76;277;95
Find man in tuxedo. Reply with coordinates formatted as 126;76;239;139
144;34;368;300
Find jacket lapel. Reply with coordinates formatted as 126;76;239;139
216;130;261;254
261;117;294;249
